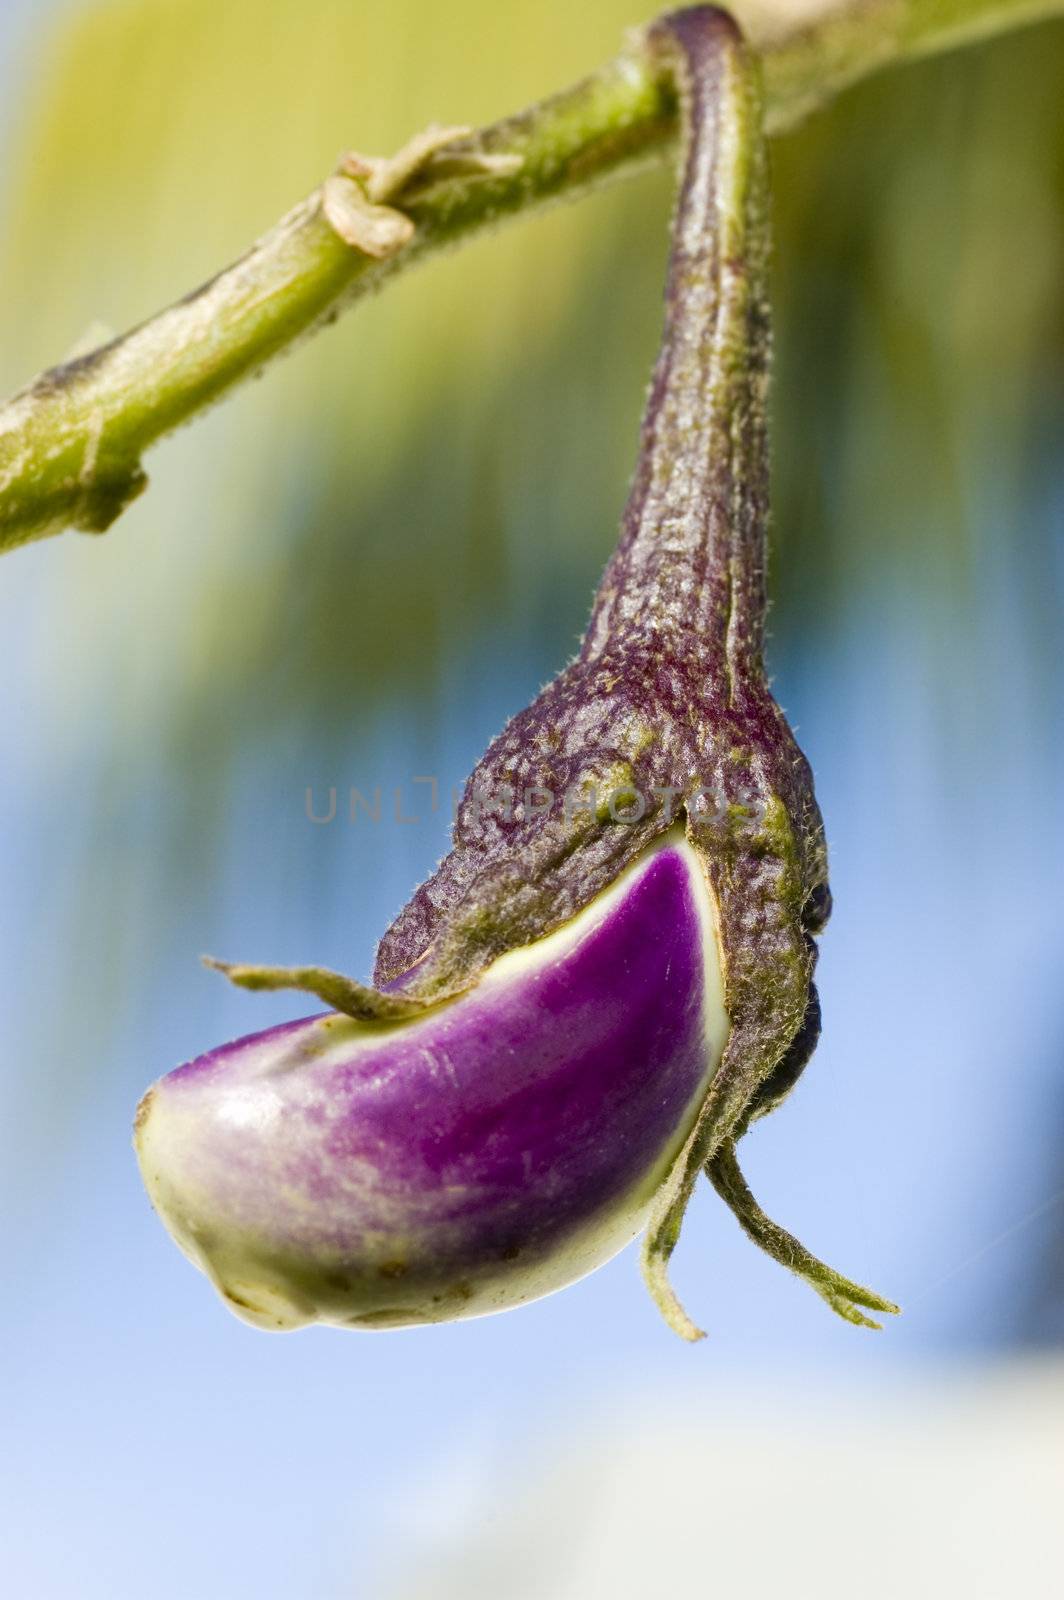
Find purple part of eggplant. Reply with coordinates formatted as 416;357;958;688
168;1014;319;1084
136;839;724;1328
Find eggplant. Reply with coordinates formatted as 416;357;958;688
137;8;896;1338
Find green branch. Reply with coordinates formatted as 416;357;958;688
1;0;1059;555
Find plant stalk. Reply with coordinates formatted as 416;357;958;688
0;0;1059;554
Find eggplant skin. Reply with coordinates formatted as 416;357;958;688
135;834;728;1330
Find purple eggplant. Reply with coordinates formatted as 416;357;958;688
136;8;896;1338
136;835;728;1329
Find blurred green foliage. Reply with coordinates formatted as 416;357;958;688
4;0;1062;719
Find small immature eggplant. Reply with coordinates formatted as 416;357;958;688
137;834;728;1330
136;7;896;1339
